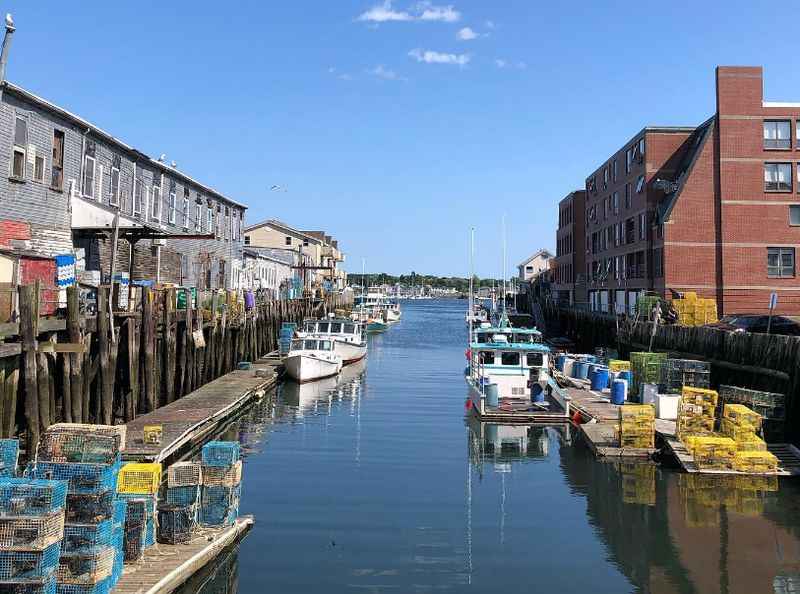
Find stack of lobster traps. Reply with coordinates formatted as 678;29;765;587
200;442;242;528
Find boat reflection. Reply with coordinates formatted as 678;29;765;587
277;358;366;419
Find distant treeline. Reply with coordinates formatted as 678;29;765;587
346;273;503;292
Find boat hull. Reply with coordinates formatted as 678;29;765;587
285;354;342;383
366;321;388;333
335;340;367;365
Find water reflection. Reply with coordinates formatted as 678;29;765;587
174;543;239;594
277;359;366;420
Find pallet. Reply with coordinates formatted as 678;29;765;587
113;516;254;594
578;422;657;459
123;356;281;463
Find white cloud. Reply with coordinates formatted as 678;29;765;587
495;59;526;70
357;1;460;23
485;20;495;29
494;59;507;69
409;48;470;66
457;27;478;40
416;1;460;22
368;65;405;81
357;1;413;22
328;67;353;80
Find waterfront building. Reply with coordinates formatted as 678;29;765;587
242;247;298;299
552;191;586;307
582;66;800;316
517;249;552;282
0;82;246;291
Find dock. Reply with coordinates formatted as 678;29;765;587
114;516;254;594
123;354;283;463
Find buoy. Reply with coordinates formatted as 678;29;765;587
465;398;473;410
571;410;583;424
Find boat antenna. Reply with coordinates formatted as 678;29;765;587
468;226;475;361
501;214;509;327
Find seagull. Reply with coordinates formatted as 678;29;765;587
158;153;166;162
270;185;283;192
5;14;13;29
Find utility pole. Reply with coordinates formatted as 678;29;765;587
0;14;15;103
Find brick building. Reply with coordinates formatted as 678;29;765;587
552;190;586;306
580;66;800;316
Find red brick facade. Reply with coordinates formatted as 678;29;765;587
552;191;586;306
575;66;800;315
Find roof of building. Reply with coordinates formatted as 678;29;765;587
243;246;297;266
517;249;553;268
3;82;247;210
243;219;322;243
656;116;715;224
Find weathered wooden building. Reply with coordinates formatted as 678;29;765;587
0;82;246;293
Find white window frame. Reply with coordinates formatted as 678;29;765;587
196;202;202;231
96;165;104;202
110;166;120;206
183;196;190;229
133;179;142;215
33;155;45;183
151;185;161;222
168;190;177;225
11;115;27;180
207;206;213;233
82;155;96;198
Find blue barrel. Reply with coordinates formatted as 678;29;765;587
583;355;597;364
591;367;610;391
556;354;568;372
485;383;499;408
574;361;589;380
618;370;632;385
530;383;545;403
611;379;627;405
563;359;575;377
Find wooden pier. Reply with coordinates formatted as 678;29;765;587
114;516;254;594
123;354;282;463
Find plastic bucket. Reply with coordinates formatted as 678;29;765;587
574;361;589;380
556;354;568;372
611;379;627;405
591;367;610;391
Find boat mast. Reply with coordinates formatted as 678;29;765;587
468;227;475;372
502;214;507;321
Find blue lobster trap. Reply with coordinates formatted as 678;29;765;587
56;546;114;586
62;520;113;553
199;502;238;527
0;575;56;594
201;485;240;506
201;442;240;468
36;435;119;466
0;511;64;551
165;486;199;507
55;577;111;594
122;524;145;563
144;518;154;548
112;500;126;529
33;461;120;496
0;479;67;516
156;505;194;545
0;543;60;580
119;496;155;528
64;492;114;525
0;440;19;478
109;529;122;588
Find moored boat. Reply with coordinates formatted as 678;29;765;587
297;317;368;364
285;338;343;383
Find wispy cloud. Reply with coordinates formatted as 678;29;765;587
357;1;460;23
494;59;507;69
367;65;406;81
328;66;354;81
409;48;470;66
456;27;478;40
485;20;495;29
494;59;527;70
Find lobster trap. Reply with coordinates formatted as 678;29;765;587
201;442;240;468
64;492;114;525
0;479;66;517
32;461;120;495
165;486;199;507
0;511;64;551
0;440;19;478
202;461;242;488
201;485;240;506
199;502;238;527
54;577;112;594
0;576;56;594
0;543;60;580
122;524;146;563
56;547;114;585
119;496;155;527
62;520;113;553
156;505;195;545
45;425;126;453
36;434;119;466
116;464;161;495
166;463;202;488
112;500;126;528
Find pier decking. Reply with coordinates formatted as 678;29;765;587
123;355;282;463
114;516;254;594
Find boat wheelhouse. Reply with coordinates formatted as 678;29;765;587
297;317;368;364
285;338;343;383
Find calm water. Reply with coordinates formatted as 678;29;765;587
201;300;800;594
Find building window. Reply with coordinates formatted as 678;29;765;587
244;235;251;246
151;184;161;221
285;236;292;246
790;205;800;226
303;239;309;247
638;137;645;159
639;212;647;240
10;116;27;180
764;120;791;150
625;217;635;244
603;166;609;189
635;175;645;194
612;159;618;182
207;205;213;232
168;190;177;224
182;190;190;229
612;191;619;214
110;167;120;206
51;130;64;190
82;156;96;198
768;247;795;278
34;155;44;182
133;179;143;215
765;163;792;192
626;148;632;174
624;183;631;209
195;201;202;231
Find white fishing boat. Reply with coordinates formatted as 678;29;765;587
297;316;368;364
465;304;489;326
285;338;342;383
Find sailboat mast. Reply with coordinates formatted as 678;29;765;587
468;227;475;357
502;215;507;318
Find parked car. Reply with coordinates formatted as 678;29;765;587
705;314;800;335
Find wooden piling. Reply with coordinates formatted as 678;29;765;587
66;287;82;424
142;287;156;413
19;284;40;452
164;289;176;405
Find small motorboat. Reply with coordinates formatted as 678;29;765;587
297;317;368;365
285;337;343;383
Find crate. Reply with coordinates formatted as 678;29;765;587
720;419;757;442
722;404;762;432
36;434;118;466
0;480;67;517
0;441;19;478
201;442;240;468
144;518;154;548
202;461;242;488
116;464;161;495
630;352;667;393
166;462;202;488
111;500;126;529
156;505;195;545
681;387;719;407
110;529;122;588
142;426;162;446
201;485;240;506
732;451;778;474
45;425;126;454
684;435;737;470
118;496;156;528
55;578;112;594
199;502;238;527
122;524;145;563
165;486;199;507
608;360;630;373
33;462;120;496
0;511;64;551
56;547;114;585
62;520;113;553
0;576;56;594
0;544;60;581
64;493;114;525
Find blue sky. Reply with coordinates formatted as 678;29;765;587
5;1;800;276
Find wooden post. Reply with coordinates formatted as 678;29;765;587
164;288;176;404
66;286;83;424
125;317;138;422
2;359;18;439
19;284;40;452
181;289;193;397
97;287;113;425
142;287;156;413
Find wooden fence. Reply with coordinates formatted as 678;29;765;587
0;284;352;453
538;302;800;443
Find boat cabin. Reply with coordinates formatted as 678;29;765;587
472;325;543;345
290;338;335;353
301;319;362;337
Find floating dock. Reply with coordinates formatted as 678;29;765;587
123;354;282;463
114;516;254;594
